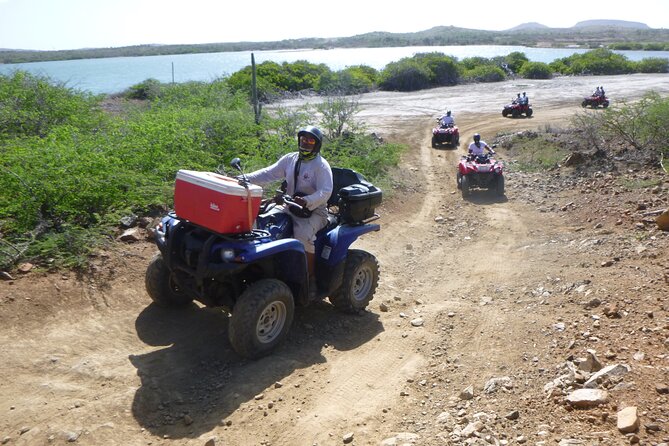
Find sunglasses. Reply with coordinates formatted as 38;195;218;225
300;135;316;144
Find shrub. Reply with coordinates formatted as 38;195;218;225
124;78;163;100
633;58;669;73
549;48;634;75
0;70;102;139
378;59;431;91
412;52;460;86
462;65;506;83
572;92;669;154
315;95;363;139
316;65;377;94
0;73;406;269
519;62;553;79
504;52;530;73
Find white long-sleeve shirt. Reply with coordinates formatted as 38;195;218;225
440;115;455;126
245;152;333;211
468;141;491;156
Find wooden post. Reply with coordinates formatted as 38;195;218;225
251;53;260;124
171;62;175;84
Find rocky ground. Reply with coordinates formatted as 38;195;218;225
1;74;668;446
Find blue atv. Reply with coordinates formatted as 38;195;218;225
145;159;382;359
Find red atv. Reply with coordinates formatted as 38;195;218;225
502;101;533;118
431;120;460;148
457;153;505;198
582;95;609;108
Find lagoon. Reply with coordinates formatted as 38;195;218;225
1;45;667;95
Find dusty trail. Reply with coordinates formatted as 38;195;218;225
1;73;668;446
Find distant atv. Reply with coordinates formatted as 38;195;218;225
502;101;533;118
457;152;505;198
582;95;609;108
431;120;460;148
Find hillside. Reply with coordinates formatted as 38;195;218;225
574;19;651;29
1;20;668;65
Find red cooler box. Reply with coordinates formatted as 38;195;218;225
174;170;263;234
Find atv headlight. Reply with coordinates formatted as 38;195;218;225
220;249;235;262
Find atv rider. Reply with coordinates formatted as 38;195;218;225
244;126;333;295
439;110;455;127
468;133;495;161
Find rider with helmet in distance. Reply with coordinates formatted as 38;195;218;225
439;110;455;127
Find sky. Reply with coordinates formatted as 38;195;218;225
1;0;668;51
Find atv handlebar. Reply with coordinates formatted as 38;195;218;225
259;190;311;218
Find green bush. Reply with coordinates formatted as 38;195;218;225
412;52;460;86
378;59;432;91
572;92;669;154
504;52;530;73
608;43;643;51
518;62;553;79
550;48;634;75
642;43;668;51
0;73;406;269
633;58;669;73
316;65;377;94
124;78;163;100
462;65;506;83
0;71;103;140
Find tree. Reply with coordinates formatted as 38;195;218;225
315;95;362;139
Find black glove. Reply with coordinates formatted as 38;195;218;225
287;195;311;218
292;196;307;208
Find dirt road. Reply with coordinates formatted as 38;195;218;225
1;74;668;446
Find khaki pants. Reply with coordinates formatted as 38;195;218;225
290;206;328;254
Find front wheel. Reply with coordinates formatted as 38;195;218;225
145;254;194;307
496;175;505;196
431;135;437;148
229;279;294;359
456;172;462;190
502;109;509;117
581;100;588;108
330;250;379;313
461;175;471;197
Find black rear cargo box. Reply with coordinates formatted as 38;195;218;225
338;183;382;223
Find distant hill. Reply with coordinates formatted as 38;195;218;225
574;20;650;29
508;23;551;31
1;20;667;65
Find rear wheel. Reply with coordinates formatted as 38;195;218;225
461;175;471;197
145;254;194;307
603;101;609;108
330;250;379;313
525;108;533;117
512;109;520;118
229;279;294;359
453;135;460;147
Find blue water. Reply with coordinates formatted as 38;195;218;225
1;45;667;95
